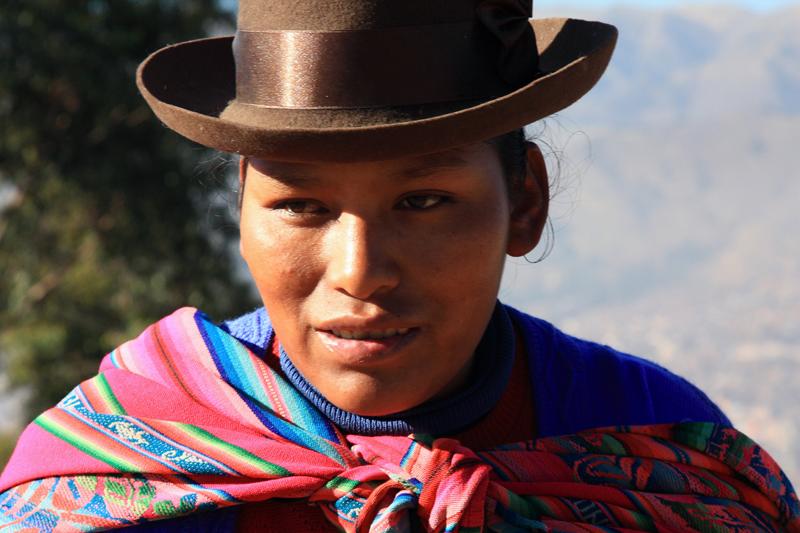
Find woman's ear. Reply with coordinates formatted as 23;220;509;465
506;141;549;257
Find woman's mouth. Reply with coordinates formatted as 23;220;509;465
328;328;410;340
316;327;418;363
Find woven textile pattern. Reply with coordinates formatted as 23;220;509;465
0;308;797;532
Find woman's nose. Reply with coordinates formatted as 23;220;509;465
324;214;401;300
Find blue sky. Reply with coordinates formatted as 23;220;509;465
537;0;797;10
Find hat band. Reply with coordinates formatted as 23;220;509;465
233;22;512;109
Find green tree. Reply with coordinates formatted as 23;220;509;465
0;0;258;430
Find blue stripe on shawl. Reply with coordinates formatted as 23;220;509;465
194;313;344;463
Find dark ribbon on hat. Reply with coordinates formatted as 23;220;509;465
477;0;540;86
232;2;540;109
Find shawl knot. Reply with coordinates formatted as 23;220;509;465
348;435;493;532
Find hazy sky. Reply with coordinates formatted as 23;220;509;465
537;0;798;10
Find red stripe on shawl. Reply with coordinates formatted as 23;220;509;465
480;449;584;481
80;378;120;415
500;481;638;507
540;520;652;533
100;369;255;431
106;369;268;431
0;423;110;491
258;330;293;420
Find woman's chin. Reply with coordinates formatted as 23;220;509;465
319;378;433;418
308;355;474;418
329;393;420;418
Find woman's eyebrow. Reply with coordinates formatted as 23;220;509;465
249;150;471;184
251;161;321;186
395;150;471;179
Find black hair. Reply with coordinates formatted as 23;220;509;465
485;128;528;198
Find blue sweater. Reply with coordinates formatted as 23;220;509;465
220;303;729;434
132;304;729;531
503;306;729;434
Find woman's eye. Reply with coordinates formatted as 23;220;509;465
276;200;326;215
398;194;448;210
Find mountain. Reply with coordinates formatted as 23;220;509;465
502;4;800;483
547;4;800;126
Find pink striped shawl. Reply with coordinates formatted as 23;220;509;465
0;307;798;532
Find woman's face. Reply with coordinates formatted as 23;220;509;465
240;142;545;416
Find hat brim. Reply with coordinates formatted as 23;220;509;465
137;18;617;162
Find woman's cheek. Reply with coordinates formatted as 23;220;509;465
413;204;508;266
242;209;310;290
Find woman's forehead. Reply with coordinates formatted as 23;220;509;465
248;142;494;183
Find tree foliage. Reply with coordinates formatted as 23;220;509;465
0;1;258;421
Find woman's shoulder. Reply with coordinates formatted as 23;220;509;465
503;304;731;435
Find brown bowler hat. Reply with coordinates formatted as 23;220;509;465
137;0;617;162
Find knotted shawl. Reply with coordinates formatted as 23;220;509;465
1;308;798;532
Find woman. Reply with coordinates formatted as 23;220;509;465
1;0;798;531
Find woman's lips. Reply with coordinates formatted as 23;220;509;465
328;327;410;340
315;327;419;363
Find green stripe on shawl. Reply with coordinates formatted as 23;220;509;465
35;414;137;471
674;422;719;455
502;490;538;517
96;374;127;415
325;476;360;492
178;423;292;477
599;433;629;456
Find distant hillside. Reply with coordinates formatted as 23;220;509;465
542;4;800;126
503;4;800;483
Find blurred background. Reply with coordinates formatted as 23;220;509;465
0;1;259;462
1;0;798;486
